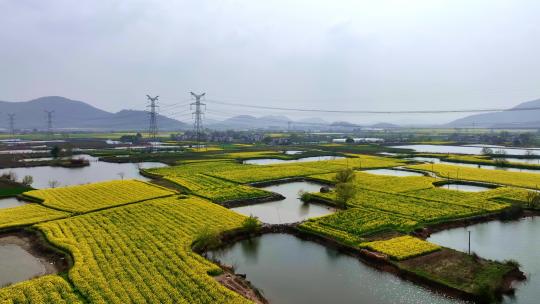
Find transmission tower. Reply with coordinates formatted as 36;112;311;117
45;110;54;135
7;114;15;135
190;92;206;149
146;95;159;141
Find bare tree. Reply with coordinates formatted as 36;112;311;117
48;180;60;188
21;175;33;187
118;172;125;180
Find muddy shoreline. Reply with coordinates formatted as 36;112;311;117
0;229;71;285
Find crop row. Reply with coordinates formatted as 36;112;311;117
165;174;271;203
148;155;403;185
0;204;69;230
310;171;435;193
0;274;83;303
32;196;252;304
408;163;540;189
300;207;418;245
24;180;175;213
361;236;441;260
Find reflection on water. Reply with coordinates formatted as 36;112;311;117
504;158;540;165
0;155;167;189
243;155;344;165
208;234;465;304
429;217;540;304
0;244;46;286
394;145;540;156
362;168;425;177
408;157;540;174
0;197;28;209
283;150;304;155
231;181;335;224
435;183;491;192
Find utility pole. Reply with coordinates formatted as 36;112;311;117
190;92;206;150
45;110;54;135
467;230;471;255
7;114;15;136
146;95;159;141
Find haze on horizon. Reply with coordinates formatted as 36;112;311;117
1;0;539;125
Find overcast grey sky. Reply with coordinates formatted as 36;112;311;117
1;0;539;124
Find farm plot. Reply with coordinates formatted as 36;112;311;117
24;180;175;213
35;196;251;304
310;171;435;193
317;188;482;222
401;188;512;212
165;174;272;203
361;236;441;261
408;163;540;189
300;207;418;245
0;275;83;303
0;204;70;229
148;155;403;185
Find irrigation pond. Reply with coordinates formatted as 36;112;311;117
0;197;29;209
231;181;335;224
393;144;540;156
429;216;540;304
243;155;344;165
208;233;467;304
362;168;425;177
0;233;67;287
0;155;167;189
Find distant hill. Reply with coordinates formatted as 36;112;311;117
0;96;408;132
371;122;399;128
0;96;189;131
206;114;401;130
448;98;540;128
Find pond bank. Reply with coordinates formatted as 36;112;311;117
0;229;71;287
199;223;522;303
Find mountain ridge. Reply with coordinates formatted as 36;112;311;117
447;98;540;128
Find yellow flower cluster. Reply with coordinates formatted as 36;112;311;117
300;207;418;245
24;180;175;213
34;196;251;304
408;163;540;189
0;204;69;229
149;154;403;185
0;275;82;303
361;235;441;260
165;174;271;203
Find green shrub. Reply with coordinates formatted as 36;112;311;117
192;226;220;251
241;215;260;232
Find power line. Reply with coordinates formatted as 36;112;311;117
205;99;540;115
190;92;206;149
146;95;159;141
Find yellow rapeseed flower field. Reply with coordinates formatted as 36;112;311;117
361;236;441;260
24;180;175;213
10;196;252;304
408;163;540;189
0;204;70;229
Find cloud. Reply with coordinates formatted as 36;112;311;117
1;0;539;124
